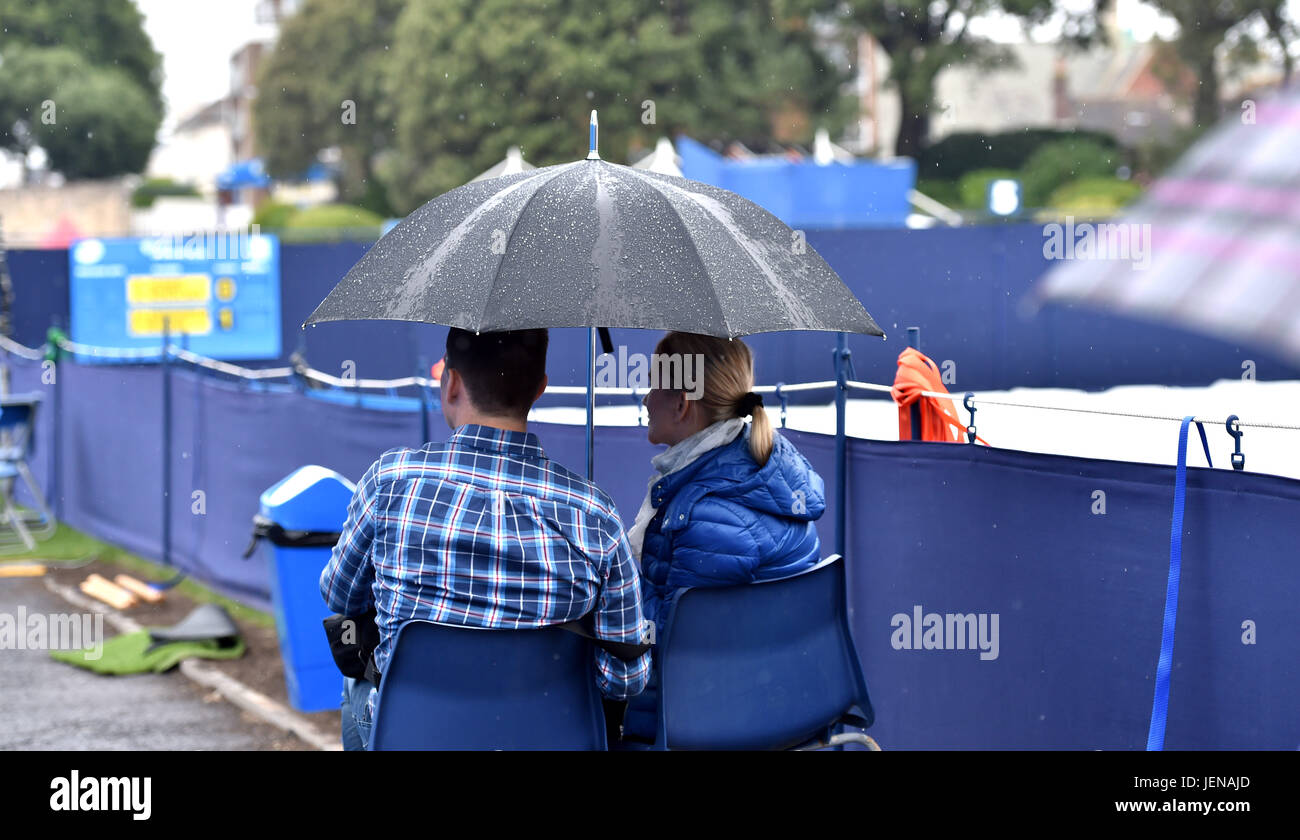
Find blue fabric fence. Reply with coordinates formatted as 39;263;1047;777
11;225;1300;395
7;350;1299;748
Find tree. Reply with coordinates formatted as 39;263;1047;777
0;0;162;112
1148;0;1297;127
380;0;852;212
0;46;161;179
0;0;162;179
829;0;1075;159
253;0;406;210
1258;0;1297;82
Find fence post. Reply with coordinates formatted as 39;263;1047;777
161;317;172;569
46;326;64;519
417;355;430;445
907;327;922;440
834;332;848;559
585;327;595;480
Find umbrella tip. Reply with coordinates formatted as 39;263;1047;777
587;109;600;161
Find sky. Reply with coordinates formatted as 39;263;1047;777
135;0;278;134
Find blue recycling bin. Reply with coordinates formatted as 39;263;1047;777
253;465;356;712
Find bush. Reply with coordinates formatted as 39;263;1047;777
251;201;298;231
284;203;384;229
130;177;200;208
914;178;961;210
1047;177;1143;216
918;128;1121;181
957;169;1019;211
1019;139;1122;208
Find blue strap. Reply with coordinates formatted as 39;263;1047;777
1194;421;1212;469
1146;415;1209;750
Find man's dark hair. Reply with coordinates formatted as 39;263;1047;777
444;327;548;418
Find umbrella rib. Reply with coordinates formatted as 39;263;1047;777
632;172;734;337
473;163;580;332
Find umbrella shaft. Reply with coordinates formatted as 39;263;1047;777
586;327;595;480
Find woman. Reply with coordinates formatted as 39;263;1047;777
618;331;826;743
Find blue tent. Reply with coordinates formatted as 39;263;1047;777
675;135;915;228
216;158;271;190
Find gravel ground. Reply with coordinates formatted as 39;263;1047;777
0;573;320;750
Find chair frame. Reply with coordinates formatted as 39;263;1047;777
0;397;54;553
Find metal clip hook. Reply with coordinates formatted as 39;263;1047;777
1225;414;1244;471
831;345;855;388
774;382;789;428
963;392;977;444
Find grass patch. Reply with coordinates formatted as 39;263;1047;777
1;521;274;629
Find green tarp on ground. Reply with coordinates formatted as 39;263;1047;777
51;630;246;674
50;603;246;674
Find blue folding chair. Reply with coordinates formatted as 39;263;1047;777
0;394;54;553
368;621;608;750
649;554;876;750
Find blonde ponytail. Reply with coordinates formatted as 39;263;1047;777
654;331;774;467
747;401;774;467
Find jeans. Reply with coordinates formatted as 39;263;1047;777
616;672;659;746
340;676;376;751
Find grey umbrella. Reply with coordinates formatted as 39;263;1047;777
305;112;883;481
305;114;882;339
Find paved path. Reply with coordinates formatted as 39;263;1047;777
0;575;301;750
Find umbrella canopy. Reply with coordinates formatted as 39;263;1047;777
631;137;683;176
1037;84;1300;361
471;146;535;182
305;127;882;339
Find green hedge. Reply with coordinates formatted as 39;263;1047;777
284;203;384;229
251;201;297;231
1020;138;1122;208
130;178;200;209
918;128;1122;182
957;169;1019;210
1047;177;1142;216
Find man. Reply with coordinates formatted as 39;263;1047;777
321;327;651;750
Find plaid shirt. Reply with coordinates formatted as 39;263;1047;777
320;423;651;719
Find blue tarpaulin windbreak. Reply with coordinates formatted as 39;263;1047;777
6;350;1298;749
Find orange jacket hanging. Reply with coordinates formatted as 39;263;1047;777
891;347;979;443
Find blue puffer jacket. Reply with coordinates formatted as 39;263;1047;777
638;426;827;633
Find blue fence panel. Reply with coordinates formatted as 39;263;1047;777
13;228;1300;395
839;438;1300;749
7;352;1299;748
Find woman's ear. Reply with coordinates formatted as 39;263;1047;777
673;390;692;424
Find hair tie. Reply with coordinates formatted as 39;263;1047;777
736;392;763;417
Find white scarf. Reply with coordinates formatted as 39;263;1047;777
627;418;745;563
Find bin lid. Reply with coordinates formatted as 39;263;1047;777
258;465;357;532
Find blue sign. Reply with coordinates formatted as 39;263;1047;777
69;233;281;362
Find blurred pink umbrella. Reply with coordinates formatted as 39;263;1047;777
1037;84;1300;362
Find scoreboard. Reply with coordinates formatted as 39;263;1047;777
69;234;281;362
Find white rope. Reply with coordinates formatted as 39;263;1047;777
755;380;837;394
55;336;163;359
0;334;46;360
5;333;1297;431
845;380;1300;432
170;347;292;379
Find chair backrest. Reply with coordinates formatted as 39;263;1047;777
655;555;872;750
368;621;607;750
